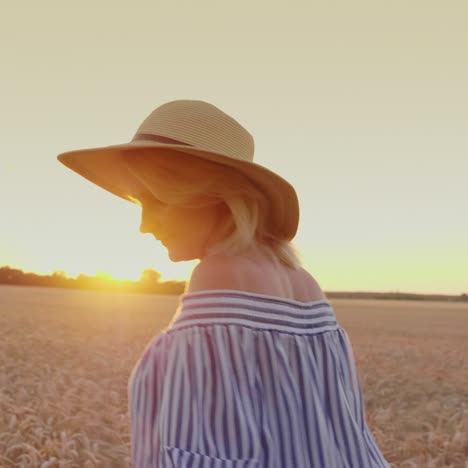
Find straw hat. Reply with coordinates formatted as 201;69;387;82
57;99;299;240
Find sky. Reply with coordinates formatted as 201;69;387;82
0;1;466;295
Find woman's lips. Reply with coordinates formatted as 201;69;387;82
154;234;170;243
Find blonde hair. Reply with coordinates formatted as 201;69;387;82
121;148;303;270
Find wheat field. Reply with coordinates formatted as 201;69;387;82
0;285;466;467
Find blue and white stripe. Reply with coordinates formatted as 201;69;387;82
169;289;339;335
128;289;390;467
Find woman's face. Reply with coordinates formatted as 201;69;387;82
138;193;225;262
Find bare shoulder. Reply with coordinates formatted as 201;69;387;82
185;255;244;293
186;254;327;303
295;267;328;302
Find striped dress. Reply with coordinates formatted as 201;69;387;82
128;289;390;468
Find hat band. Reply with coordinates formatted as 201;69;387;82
133;133;194;146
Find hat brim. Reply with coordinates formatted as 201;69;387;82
57;140;299;240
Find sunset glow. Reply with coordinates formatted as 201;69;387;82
1;2;466;295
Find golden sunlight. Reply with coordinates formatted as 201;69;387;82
8;239;190;283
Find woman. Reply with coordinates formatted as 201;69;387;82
57;100;390;467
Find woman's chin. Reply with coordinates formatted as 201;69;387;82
166;244;204;263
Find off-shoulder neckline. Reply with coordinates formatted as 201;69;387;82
180;288;332;308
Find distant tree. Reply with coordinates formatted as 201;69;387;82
0;266;23;283
52;270;68;278
140;269;162;285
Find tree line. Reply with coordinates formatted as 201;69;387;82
0;265;466;301
0;266;186;295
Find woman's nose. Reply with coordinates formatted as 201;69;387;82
140;211;155;234
139;206;165;234
139;218;151;234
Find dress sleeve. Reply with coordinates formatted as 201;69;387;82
128;332;170;468
128;325;262;467
338;327;368;431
